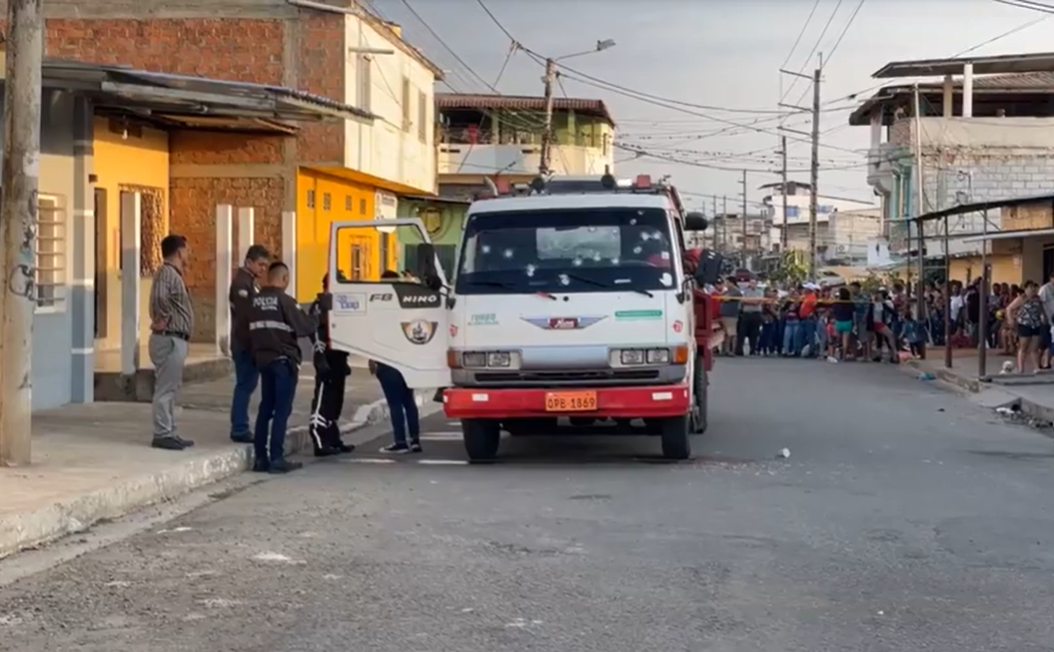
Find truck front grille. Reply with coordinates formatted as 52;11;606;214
472;369;661;385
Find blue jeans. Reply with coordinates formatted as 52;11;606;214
799;318;818;357
376;363;420;445
230;347;259;436
254;358;298;463
782;320;800;355
759;321;777;354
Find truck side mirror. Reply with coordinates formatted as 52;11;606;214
416;243;444;291
695;250;723;287
684;211;708;231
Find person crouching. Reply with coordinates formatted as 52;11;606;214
309;273;355;457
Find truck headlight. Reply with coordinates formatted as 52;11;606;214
616;348;673;365
620;349;646;365
646;348;670;364
487;351;512;367
459;351;516;368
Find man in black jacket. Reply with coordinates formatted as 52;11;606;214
229;244;271;443
309;273;355;457
247;262;319;474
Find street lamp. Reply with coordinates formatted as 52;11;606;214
540;38;616;175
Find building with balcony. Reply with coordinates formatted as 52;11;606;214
436;93;615;200
849;51;1054;284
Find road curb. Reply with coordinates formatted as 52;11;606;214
0;391;439;560
902;359;983;394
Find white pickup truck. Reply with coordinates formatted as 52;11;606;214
321;174;712;461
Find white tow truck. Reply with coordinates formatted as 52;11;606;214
321;174;712;461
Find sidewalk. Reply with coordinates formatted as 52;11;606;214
0;371;442;559
904;348;1054;430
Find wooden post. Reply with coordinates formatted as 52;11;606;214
119;192;142;377
0;0;43;466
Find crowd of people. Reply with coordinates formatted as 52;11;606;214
713;273;1054;373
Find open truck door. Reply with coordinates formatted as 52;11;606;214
324;219;452;389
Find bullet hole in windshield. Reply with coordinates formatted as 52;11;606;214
481;244;491;254
572;258;583;267
502;248;514;259
525;264;536;277
633;246;643;254
559;274;570;286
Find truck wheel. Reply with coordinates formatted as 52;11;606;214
462;419;501;462
691;357;708;435
660;415;691;460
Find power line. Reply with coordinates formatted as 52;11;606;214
473;0;519;43
781;0;845;104
779;0;823;69
398;0;499;94
822;0;867;69
992;0;1054;14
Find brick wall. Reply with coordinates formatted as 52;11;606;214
169;131;286;340
32;12;350;340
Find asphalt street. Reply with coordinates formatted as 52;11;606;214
2;359;1054;651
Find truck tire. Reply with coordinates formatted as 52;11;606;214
691;356;708;435
462;419;501;462
660;415;691;460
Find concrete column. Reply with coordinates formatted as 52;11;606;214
236;206;254;261
962;63;973;118
215;204;233;357
869;111;881;150
943;74;954;118
70;96;95;403
119;191;141;377
281;210;297;298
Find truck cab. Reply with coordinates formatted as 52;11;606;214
322;174;712;461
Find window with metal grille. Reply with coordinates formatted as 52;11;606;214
345;195;352;211
356;55;372;112
401;76;411;132
36;195;67;311
417;89;427;142
323;192;331;211
307;189;316;208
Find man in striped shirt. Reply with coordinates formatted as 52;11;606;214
148;234;195;450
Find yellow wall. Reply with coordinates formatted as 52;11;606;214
949;254;1020;287
296;168;400;300
92;117;170;351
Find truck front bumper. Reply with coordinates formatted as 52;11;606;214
443;384;690;420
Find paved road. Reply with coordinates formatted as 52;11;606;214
2;359;1053;651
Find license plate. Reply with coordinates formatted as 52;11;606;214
544;391;597;412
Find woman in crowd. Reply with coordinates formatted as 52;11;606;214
1007;280;1047;374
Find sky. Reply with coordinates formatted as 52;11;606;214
373;0;1054;215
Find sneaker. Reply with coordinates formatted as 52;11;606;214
409;441;423;453
268;459;303;474
338;443;356;454
380;443;410;454
151;436;185;451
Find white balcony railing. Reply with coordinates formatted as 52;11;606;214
438;143;613;177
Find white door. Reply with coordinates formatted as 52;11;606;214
326;218;452;389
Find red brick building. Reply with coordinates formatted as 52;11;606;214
17;0;439;337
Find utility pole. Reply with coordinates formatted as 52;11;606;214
712;195;718;250
0;0;43;467
722;195;728;252
539;57;556;176
780;136;788;251
808;60;821;282
912;83;927;359
740;170;748;268
778;56;822;280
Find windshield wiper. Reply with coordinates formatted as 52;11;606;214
563;273;653;298
465;279;557;300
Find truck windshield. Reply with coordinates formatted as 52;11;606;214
456;207;678;296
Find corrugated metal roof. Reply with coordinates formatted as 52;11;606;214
873;51;1054;78
38;59;375;125
435;93;614;124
